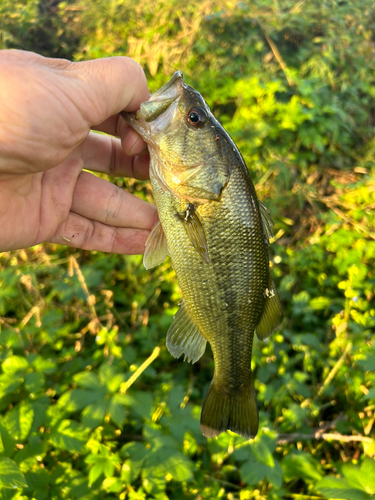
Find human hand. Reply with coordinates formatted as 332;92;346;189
0;50;157;254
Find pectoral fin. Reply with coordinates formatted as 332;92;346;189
256;278;281;340
175;204;209;264
157;155;229;203
167;300;207;363
143;221;168;270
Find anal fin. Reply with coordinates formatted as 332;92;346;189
167;300;207;363
143;221;168;270
256;278;281;340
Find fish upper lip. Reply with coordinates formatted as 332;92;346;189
151;71;184;98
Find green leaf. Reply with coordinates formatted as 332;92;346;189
99;364;116;386
4;401;34;441
340;459;375;496
360;459;375;494
146;448;193;482
252;438;275;467
2;356;29;374
343;463;369;491
14;435;48;473
310;296;331;310
24;372;45;393
316;477;372;500
102;477;124;493
364;388;375;400
103;460;115;478
121;443;150;482
163;452;194;482
29;356;56;374
49;420;88;453
57;389;102;412
81;400;108;428
266;461;283;489
0;374;23;400
107;373;126;393
73;371;101;390
150;435;180;452
232;445;251;461
282;453;323;483
0;422;16;456
130;392;154;419
240;458;269;486
108;395;126;428
88;462;104;486
142;467;166;495
0;457;28;489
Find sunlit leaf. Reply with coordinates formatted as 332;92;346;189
0;457;28;489
49;420;88;453
81;400;108;428
2;356;29;374
282;453;323;483
316;477;372;500
4;401;34;441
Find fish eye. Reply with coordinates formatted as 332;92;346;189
187;107;207;128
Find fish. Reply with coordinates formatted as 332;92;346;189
121;72;281;439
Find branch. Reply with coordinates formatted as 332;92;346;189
120;346;160;393
0;317;25;348
277;431;373;445
264;34;296;87
69;255;101;335
315;342;353;398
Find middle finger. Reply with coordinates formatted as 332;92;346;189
71;170;158;230
82;131;150;180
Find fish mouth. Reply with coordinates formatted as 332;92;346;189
121;71;185;138
151;71;183;98
136;71;184;123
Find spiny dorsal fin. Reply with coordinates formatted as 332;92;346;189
143;221;168;270
259;200;274;240
175;204;209;264
166;300;207;364
256;278;281;341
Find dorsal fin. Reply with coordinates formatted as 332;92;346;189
259;200;274;240
256;277;281;340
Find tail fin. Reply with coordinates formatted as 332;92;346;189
200;381;258;439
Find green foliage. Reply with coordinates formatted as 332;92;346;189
0;0;81;58
1;0;375;498
316;458;375;500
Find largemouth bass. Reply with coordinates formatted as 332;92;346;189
121;72;281;439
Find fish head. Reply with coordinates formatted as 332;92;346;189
123;71;214;147
122;72;229;201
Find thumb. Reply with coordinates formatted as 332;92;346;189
69;56;150;127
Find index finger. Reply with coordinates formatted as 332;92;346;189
69;57;150;127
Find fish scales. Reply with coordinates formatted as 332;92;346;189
122;71;281;439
